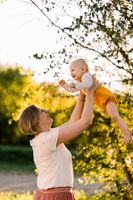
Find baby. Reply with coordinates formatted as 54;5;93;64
59;58;132;144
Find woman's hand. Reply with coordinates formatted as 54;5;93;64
78;90;86;102
89;75;100;92
82;76;100;95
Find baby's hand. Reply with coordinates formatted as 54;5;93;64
69;83;76;88
59;79;66;86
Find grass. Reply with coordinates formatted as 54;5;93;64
0;145;35;172
0;191;92;200
0;192;33;200
0;191;118;200
0;145;76;173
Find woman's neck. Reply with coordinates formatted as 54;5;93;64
41;125;51;132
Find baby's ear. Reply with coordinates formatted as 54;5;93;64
82;66;86;72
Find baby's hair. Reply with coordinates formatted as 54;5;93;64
70;57;89;71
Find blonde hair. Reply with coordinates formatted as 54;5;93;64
18;105;41;135
70;58;89;71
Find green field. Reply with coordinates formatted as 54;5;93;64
0;145;35;172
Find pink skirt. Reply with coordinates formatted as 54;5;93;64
33;187;76;200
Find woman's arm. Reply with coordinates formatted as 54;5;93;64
69;91;85;123
58;91;85;128
57;82;98;145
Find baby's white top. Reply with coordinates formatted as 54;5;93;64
75;72;93;89
30;127;73;189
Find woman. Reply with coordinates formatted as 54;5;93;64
18;78;98;200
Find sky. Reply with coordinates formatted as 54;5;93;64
0;0;131;92
0;0;96;83
0;0;62;82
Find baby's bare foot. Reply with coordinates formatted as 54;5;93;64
123;130;132;145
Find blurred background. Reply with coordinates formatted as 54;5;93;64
0;0;132;199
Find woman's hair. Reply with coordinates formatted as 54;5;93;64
18;105;41;135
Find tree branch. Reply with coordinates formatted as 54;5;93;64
30;0;131;75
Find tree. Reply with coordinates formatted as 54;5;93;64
0;0;7;3
0;65;74;144
0;66;132;198
24;0;132;88
72;94;133;199
0;66;33;144
20;1;133;198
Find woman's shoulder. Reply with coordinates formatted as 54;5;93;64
30;127;59;147
30;131;48;146
30;132;44;146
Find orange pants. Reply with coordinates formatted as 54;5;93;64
33;187;75;200
94;84;117;110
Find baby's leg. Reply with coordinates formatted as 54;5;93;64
106;101;132;144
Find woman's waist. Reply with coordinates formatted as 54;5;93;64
39;186;72;193
37;173;73;190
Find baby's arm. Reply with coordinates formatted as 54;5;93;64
75;73;93;90
59;79;78;93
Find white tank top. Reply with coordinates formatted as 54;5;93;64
30;127;73;189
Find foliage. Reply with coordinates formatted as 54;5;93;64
0;66;34;144
0;188;133;200
29;0;132;86
0;191;114;200
0;0;7;3
72;94;133;198
0;66;132;198
0;192;33;200
0;66;74;144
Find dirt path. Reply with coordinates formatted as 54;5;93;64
0;172;102;194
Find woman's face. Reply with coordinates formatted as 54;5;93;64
38;108;53;131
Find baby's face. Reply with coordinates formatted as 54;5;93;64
70;64;85;81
